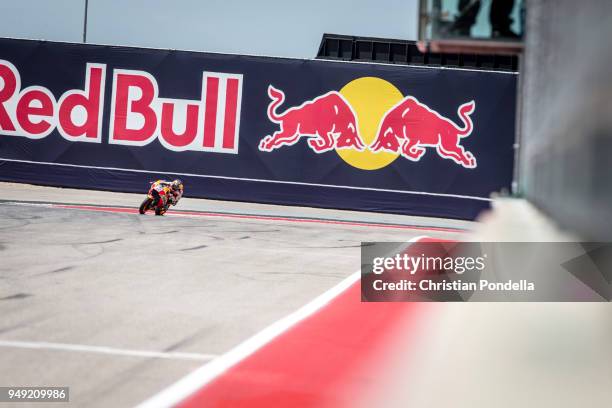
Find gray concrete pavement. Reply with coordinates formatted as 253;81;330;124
0;182;474;231
0;183;468;407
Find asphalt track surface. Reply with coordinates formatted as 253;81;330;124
1;184;611;408
0;183;467;407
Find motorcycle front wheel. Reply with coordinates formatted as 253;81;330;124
139;197;153;214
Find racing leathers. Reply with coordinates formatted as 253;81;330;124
149;180;176;208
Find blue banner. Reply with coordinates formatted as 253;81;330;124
0;38;516;219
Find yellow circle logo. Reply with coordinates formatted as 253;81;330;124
336;77;403;170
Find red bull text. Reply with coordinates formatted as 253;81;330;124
0;60;243;154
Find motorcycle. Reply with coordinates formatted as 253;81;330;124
139;187;173;216
139;180;183;216
139;194;169;216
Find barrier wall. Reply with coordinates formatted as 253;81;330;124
520;1;612;240
0;38;517;220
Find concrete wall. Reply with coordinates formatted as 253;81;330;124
519;0;612;240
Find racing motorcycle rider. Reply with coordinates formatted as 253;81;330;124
149;179;184;211
169;179;184;205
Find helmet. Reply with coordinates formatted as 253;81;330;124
171;179;183;191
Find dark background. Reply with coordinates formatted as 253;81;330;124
0;38;516;219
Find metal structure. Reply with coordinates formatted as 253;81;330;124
316;33;518;71
82;0;88;43
417;0;523;55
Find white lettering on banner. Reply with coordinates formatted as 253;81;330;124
0;59;243;154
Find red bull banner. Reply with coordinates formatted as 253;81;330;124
0;38;517;220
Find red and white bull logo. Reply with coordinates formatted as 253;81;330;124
259;77;477;169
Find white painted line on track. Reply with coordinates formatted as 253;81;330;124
0;201;53;207
0;340;217;362
136;270;361;408
2;201;468;233
136;236;427;408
